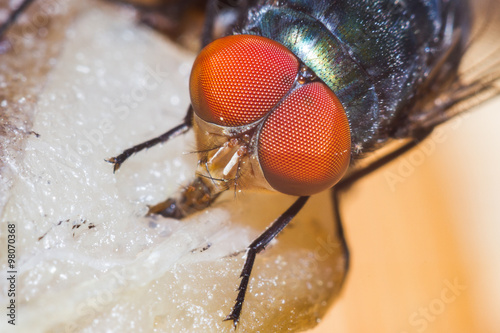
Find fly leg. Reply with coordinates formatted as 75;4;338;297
330;129;433;287
223;132;434;327
225;196;310;328
339;130;432;190
107;106;193;172
201;0;218;47
330;187;350;288
0;0;37;37
107;0;223;172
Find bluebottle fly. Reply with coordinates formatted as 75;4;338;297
2;0;498;328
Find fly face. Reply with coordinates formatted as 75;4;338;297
189;34;351;197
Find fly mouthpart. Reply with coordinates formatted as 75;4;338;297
200;136;250;183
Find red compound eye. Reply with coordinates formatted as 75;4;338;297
190;35;299;127
258;82;351;196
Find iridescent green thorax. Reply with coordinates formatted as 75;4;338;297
241;0;469;157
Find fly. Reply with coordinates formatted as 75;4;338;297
109;0;500;327
2;0;498;329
